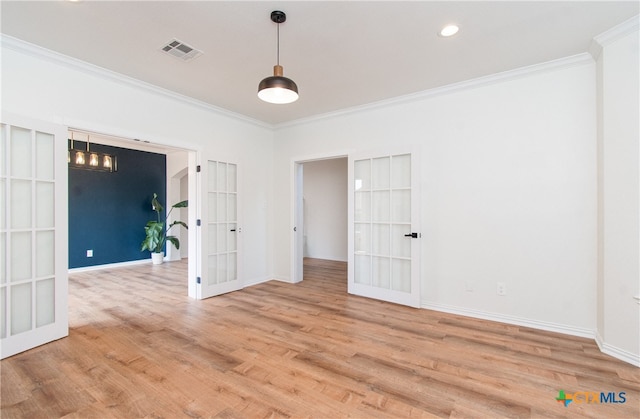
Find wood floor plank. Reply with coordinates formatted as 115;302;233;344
2;258;639;418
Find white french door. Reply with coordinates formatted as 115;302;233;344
348;149;420;307
1;114;68;359
196;158;241;299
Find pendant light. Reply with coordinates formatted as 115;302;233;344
75;139;86;165
68;132;118;173
258;10;299;104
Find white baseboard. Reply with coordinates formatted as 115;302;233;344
69;258;150;273
242;276;301;287
596;332;640;367
242;276;273;287
423;301;640;367
304;256;348;263
270;276;294;284
421;301;595;339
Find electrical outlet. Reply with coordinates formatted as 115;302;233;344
497;282;507;296
465;281;474;292
86;249;93;257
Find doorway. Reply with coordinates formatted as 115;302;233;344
293;149;421;308
67;129;194;274
293;156;348;283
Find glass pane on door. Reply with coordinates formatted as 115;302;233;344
11;283;32;335
11;232;32;281
35;132;54;180
11;180;31;229
36;278;55;327
10;126;31;178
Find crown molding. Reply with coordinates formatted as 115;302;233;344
1;34;271;130
275;53;594;130
594;14;639;47
2;33;600;132
590;14;640;60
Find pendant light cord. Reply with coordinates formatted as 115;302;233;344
276;22;280;66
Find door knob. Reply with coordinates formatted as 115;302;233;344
404;232;418;238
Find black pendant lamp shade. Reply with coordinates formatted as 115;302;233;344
258;11;299;104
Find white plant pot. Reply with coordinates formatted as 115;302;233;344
151;252;164;265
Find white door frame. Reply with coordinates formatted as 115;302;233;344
51;118;200;299
187;151;199;298
292;162;304;283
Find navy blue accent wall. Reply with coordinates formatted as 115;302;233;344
68;142;166;268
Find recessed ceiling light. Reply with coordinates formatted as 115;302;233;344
439;25;459;37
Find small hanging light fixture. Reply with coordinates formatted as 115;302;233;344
258;10;299;104
88;136;100;167
68;132;118;172
75;140;86;165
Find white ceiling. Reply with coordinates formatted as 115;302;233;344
1;1;638;126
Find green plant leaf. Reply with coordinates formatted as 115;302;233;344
169;220;188;230
142;193;188;254
151;192;164;214
166;236;180;250
172;200;188;208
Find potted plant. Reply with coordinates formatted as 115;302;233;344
141;192;188;264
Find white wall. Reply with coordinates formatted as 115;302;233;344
2;43;275;286
595;22;640;365
302;158;348;262
273;59;598;335
166;151;189;262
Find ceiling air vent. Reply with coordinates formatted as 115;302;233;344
160;39;202;61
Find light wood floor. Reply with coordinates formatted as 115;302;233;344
2;258;638;418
